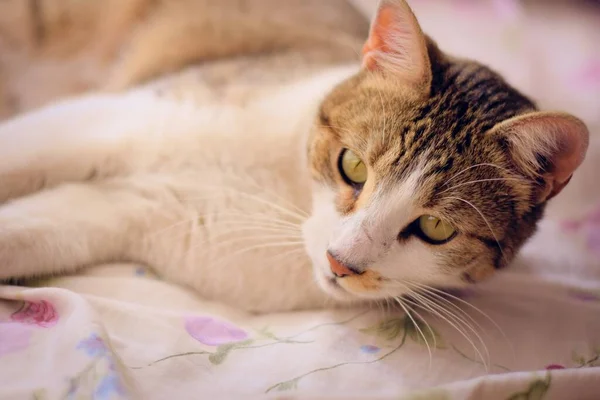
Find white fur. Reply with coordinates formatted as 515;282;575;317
303;164;464;302
0;66;362;313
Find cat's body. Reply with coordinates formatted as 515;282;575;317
0;66;361;312
0;0;589;313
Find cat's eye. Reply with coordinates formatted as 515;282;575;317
415;215;457;244
339;149;367;186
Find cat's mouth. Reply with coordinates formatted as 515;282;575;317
320;271;385;301
319;275;357;300
325;277;346;292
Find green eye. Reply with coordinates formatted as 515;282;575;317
339;149;367;185
416;215;457;244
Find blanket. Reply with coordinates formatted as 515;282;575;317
1;1;599;399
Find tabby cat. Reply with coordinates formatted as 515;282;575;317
0;0;588;313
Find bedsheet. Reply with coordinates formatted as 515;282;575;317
1;1;600;399
1;205;600;400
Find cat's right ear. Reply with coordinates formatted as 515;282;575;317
362;0;431;93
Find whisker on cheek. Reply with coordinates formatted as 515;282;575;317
394;297;433;369
407;281;512;358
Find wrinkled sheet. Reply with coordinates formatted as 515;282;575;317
1;1;600;399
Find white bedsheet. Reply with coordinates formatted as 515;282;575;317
1;1;600;399
1;205;600;400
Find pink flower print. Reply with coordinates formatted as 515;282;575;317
560;219;581;232
560;204;600;256
185;316;248;346
586;227;600;256
11;300;58;327
0;323;33;357
568;289;600;302
561;205;600;232
491;0;522;23
545;364;565;370
572;58;600;88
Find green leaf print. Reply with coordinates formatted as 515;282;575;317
360;317;407;341
269;378;300;392
256;327;278;340
400;388;450;400
208;339;253;365
506;373;551;400
266;320;411;393
405;317;445;349
571;350;586;366
360;315;445;349
571;349;600;368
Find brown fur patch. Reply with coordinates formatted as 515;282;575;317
339;270;382;293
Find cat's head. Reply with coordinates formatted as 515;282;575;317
302;0;589;303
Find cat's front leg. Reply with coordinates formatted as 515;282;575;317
0;92;170;203
0;178;165;280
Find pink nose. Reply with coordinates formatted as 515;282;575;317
327;252;356;277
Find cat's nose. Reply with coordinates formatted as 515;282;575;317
326;251;358;277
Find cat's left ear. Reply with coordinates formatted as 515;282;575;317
490;111;589;203
362;0;431;93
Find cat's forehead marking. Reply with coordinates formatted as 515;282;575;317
369;163;424;221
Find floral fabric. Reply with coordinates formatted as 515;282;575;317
1;1;600;399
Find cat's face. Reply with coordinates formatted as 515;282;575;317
302;0;588;303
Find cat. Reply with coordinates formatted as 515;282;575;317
0;0;589;313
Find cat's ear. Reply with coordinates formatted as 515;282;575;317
490;111;589;203
362;0;431;91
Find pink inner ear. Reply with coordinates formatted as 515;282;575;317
362;6;398;71
552;125;587;184
544;118;588;200
504;113;589;202
360;0;430;89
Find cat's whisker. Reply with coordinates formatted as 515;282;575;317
209;226;303;238
265;247;306;261
394;296;433;369
214;219;300;231
404;281;486;338
407;289;490;359
373;73;389;144
406;291;491;370
402;294;489;371
318;124;357;137
204;221;301;234
442;196;506;263
404;282;483;325
200;215;301;230
440;177;534;195
183;187;308;223
208;234;304;252
384;297;392;317
393;296;438;352
442;163;512;187
407;282;512;355
204;212;301;229
222;169;310;219
207;241;304;270
398;298;438;352
386;279;489;368
260;247;307;270
148;214;301;239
